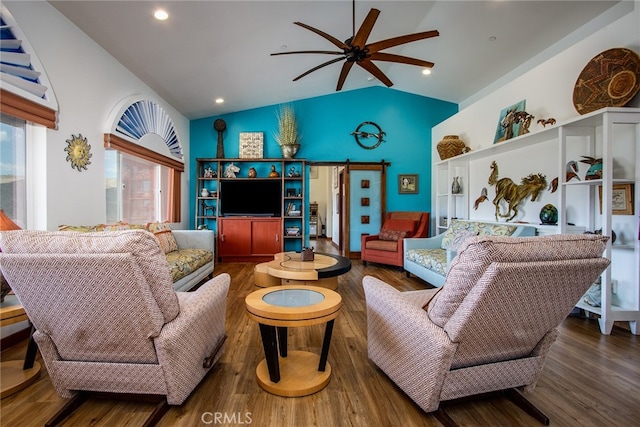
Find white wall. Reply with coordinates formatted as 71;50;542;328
432;1;640;225
432;2;640;161
308;166;332;238
5;1;190;230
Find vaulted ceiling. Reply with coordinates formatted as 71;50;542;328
49;1;623;119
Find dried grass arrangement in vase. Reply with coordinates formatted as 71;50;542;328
274;105;301;158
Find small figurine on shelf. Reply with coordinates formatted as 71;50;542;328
580;156;603;180
202;201;215;216
224;162;240;178
288;166;296;177
248;167;257;178
268;165;280;178
203;166;215;178
201;187;210;197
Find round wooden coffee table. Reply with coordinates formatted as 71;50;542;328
245;285;341;397
254;252;351;290
1;294;41;399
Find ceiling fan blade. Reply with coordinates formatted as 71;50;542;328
367;30;439;54
351;8;380;48
293;56;346;81
357;59;393;87
336;61;355;91
271;50;344;56
369;52;434;68
294;22;349;50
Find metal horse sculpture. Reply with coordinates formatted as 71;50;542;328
488;161;548;221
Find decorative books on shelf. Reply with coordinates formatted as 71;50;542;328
286;226;301;236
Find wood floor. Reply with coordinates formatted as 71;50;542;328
1;238;639;426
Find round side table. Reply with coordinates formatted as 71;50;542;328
245;285;341;397
1;294;41;399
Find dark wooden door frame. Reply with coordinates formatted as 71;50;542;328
308;160;390;259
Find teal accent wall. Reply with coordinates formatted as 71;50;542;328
190;86;457;229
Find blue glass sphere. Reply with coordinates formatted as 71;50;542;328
539;204;558;225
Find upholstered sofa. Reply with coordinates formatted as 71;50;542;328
361;212;430;268
404;219;536;287
58;222;214;292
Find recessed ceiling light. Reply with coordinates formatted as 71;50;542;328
215;98;224;104
489;36;497;42
422;69;432;75
154;9;169;21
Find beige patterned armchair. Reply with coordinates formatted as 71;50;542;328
364;234;609;425
0;229;230;426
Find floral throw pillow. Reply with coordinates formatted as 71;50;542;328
379;229;408;241
147;221;178;254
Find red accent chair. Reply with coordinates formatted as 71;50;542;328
361;212;430;268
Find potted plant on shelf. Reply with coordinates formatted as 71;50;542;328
274;104;301;158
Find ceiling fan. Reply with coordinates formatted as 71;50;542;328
271;1;439;91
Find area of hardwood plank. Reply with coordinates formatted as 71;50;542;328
1;238;639;426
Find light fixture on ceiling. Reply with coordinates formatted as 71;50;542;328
215;98;224;104
154;9;169;21
422;69;432;75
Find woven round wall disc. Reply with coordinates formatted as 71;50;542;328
573;48;640;115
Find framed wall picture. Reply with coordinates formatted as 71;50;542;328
239;132;264;158
398;174;418;194
600;184;634;215
494;99;526;143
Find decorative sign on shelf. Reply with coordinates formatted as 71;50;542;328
239;132;264;158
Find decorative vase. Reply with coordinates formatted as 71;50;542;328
539;204;558;225
280;144;300;159
451;176;462;194
437;135;468;160
248;167;257;178
201;188;209;197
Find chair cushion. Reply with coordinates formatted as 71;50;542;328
383;218;417;235
406;248;447;276
366;239;399;252
442;230;478;251
427;234;608;327
147;221;179;254
166;249;214;282
440;220;516;250
379;229;407;241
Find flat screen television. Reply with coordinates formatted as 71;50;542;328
219;179;282;217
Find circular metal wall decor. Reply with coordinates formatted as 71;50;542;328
64;134;92;171
351;121;385;149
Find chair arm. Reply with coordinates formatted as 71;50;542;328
362;275;457;413
154;273;230;404
172;230;215;253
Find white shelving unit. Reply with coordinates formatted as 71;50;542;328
434;107;640;334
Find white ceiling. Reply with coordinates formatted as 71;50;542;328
49;0;623;119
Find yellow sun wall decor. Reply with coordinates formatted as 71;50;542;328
64;134;92;171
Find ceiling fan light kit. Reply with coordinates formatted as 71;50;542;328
272;4;438;91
